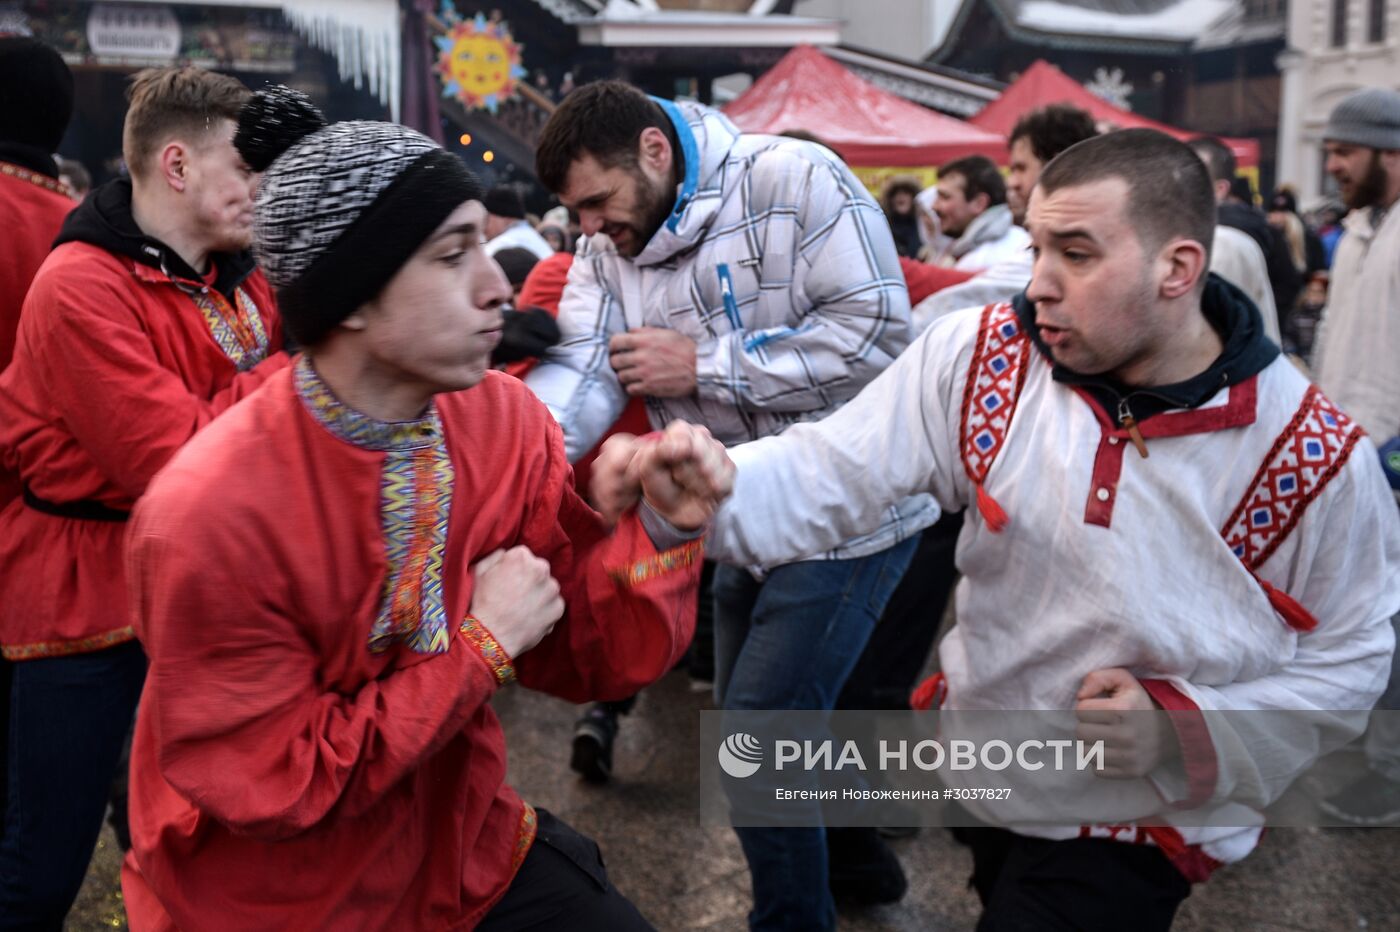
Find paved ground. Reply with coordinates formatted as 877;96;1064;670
73;670;1400;930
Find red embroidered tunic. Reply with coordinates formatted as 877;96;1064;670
0;161;72;373
121;361;701;930
0;163;74;507
0;241;287;659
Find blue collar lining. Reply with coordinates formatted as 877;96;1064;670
650;97;701;234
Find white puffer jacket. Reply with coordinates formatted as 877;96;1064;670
527;100;937;564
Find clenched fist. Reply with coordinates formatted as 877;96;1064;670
589;420;735;531
1074;668;1179;779
469;546;564;658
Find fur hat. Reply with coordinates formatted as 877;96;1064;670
0;37;74;152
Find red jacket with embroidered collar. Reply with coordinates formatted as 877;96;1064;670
0;154;74;374
121;362;701;930
0;179;288;660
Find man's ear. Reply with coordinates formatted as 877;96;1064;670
1212;178;1231;204
638;126;672;176
971;191;992;214
156;141;191;193
1159;237;1209;300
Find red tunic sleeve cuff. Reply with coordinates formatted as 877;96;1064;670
606;538;705;588
459;615;516;685
1139;677;1219;810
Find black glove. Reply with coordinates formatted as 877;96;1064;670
491;307;562;365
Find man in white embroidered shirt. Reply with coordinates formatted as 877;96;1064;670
602;129;1400;930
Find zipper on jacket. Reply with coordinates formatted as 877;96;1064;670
1111;372;1228;459
717;263;742;330
1116;396;1149;459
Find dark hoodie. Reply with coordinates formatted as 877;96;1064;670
1013;272;1280;429
1219;201;1302;313
53;178;256;302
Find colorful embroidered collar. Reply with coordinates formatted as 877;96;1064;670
294;356;443;452
0;160;72;198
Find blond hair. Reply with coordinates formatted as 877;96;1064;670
122;67;249;178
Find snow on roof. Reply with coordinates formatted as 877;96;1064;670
1012;0;1234;43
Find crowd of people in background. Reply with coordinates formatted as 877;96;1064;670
3;28;1400;932
874;119;1362;368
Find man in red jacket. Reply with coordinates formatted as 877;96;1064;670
0;37;77;517
121;86;732;930
0;67;288;927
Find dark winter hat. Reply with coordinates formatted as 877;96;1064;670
1269;190;1298;214
0;37;74;151
236;85;484;346
483;185;526;220
1323;87;1400;151
494;247;539;288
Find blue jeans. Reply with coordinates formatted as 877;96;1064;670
0;641;145;931
713;539;917;932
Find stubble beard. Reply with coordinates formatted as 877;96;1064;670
620;169;674;258
1342;151;1388;210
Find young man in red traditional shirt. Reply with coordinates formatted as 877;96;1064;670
121;87;732;930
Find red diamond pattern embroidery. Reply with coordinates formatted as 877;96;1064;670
1221;386;1363;571
960;303;1033;485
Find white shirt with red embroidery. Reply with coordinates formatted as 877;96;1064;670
708;302;1400;873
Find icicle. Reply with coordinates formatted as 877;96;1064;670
1257;578;1318;633
975;483;1009;533
281;0;401;122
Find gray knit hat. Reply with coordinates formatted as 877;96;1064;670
235;86;482;346
1323;87;1400;151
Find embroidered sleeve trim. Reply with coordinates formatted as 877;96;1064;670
2;625;136;661
1221;386;1364;571
459;615;516;684
607;539;705;587
958;303;1032;485
511;804;538;876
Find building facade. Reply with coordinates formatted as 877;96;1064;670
1277;0;1399;203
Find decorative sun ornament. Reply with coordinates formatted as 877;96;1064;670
434;5;527;114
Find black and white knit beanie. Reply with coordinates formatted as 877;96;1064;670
235;86;483;346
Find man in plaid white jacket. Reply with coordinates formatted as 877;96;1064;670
527;80;937;930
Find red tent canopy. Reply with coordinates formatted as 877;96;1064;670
724;45;1007;167
970;60;1258;168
